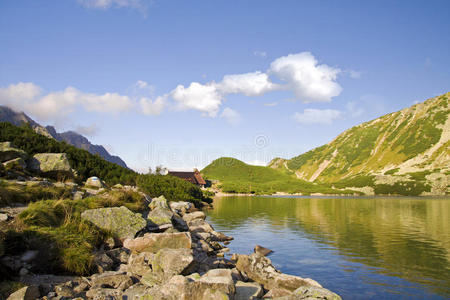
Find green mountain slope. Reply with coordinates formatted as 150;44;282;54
268;92;449;195
202;157;354;195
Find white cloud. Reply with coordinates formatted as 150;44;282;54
220;107;241;125
264;102;278;107
218;71;278;96
346;101;364;117
171;82;222;117
270;52;342;103
244;159;267;166
136;80;149;89
293;109;342;124
347;70;362;79
77;0;147;10
140;95;166;115
0;83;134;122
254;51;267;58
76;124;99;136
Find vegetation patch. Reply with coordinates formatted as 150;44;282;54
373;181;431;196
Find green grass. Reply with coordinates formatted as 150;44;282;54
373;181;431;196
202;157;354;195
385;168;399;175
333;175;375;189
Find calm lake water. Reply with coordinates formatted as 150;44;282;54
205;196;450;299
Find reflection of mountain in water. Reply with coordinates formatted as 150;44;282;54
207;196;450;297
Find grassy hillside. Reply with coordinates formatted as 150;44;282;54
202;157;354;195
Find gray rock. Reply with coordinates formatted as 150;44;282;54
28;153;73;178
0;142;27;163
106;247;130;264
235;281;263;300
93;252;114;273
20;250;39;263
122;284;150;299
254;245;273;256
85;287;122;300
123;232;191;253
281;285;342;300
152;248;194;278
172;213;189;231
126;252;153;277
6;286;40;300
147;207;173;226
149;195;170;210
85;176;106;188
169;201;193;215
182;211;206;223
72;190;85;201
91;272;133;290
0;213;9;222
81;206;147;241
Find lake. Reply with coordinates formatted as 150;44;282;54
205;196;450;299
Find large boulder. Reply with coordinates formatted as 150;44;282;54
147;207;174;226
0;142;27;163
81;206;147;241
123;232;191;253
152;248;194;278
149;195;170;210
169;201;193;215
90;272;134;290
182;211;206;223
235;281;263;300
28;153;73;178
6;286;40;300
281;286;342;300
236;253;321;292
85;176;106;188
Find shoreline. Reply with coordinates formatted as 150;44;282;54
213;192;450;198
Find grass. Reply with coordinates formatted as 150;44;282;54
202;157;354;195
2;189;147;276
0;180;73;207
0;281;25;300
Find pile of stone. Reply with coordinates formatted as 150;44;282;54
7;195;341;299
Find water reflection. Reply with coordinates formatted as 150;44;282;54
206;196;450;299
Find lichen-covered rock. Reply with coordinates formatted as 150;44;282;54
147;207;173;226
91;272;133;290
123;232;191;253
152;248;194;278
127;252;153;277
235;281;263;300
182;211;206;223
198;268;236;295
3;157;26;171
0;142;27;163
85;176;106;188
6;286;40;300
28;153;73;178
282;285;342;300
81;206;147;241
85;287;122;300
169;201;193;215
149;195;170;210
236;253;321;292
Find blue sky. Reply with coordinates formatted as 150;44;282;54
1;0;449;172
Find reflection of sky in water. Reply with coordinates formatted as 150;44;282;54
206;196;450;300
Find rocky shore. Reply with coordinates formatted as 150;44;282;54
5;193;342;299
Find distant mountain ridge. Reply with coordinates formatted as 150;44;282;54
0;105;128;168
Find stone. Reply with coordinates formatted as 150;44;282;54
182;211;206;222
106;247;130;264
123;232;191;253
72;190;85;201
123;284;150;299
0;213;9;222
85;288;122;300
211;231;234;242
0;142;27;163
93;252;114;273
172;214;189;231
263;288;292;298
284;285;342;300
85;176;106;188
169;201;193;215
127;252;153;277
188;219;215;233
254;245;273;256
149;195;170;210
20;250;39;263
28;153;73;178
91;272;133;290
198;268;236;295
152;248;194;278
147;207;173;226
236;253;321;292
6;286;40;300
235;281;263;300
3;158;26;171
81;206;147;241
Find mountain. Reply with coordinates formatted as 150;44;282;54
204;93;449;196
0;105;128;168
202;157;354;195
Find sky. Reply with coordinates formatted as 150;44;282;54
1;0;449;172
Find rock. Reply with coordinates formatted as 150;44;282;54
211;231;234;242
147;207;173;226
235;281;263;300
0;213;9;222
149;195;170;210
263;288;292;298
28;153;73;178
122;284;150;299
169;201;193;215
123;232;191;253
106;247;130;265
188;219;215;233
152;248;194;278
6;286;40;300
254;245;273;256
0;142;27;163
85;176;106;188
20;250;39;263
182;211;206;222
3;158;26;171
85;287;122;300
93;252;114;273
198;268;236;295
127;252;153;277
81;206;147;241
172;214;189;231
236;253;321;292
283;285;342;300
91;272;133;290
72;190;85;201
